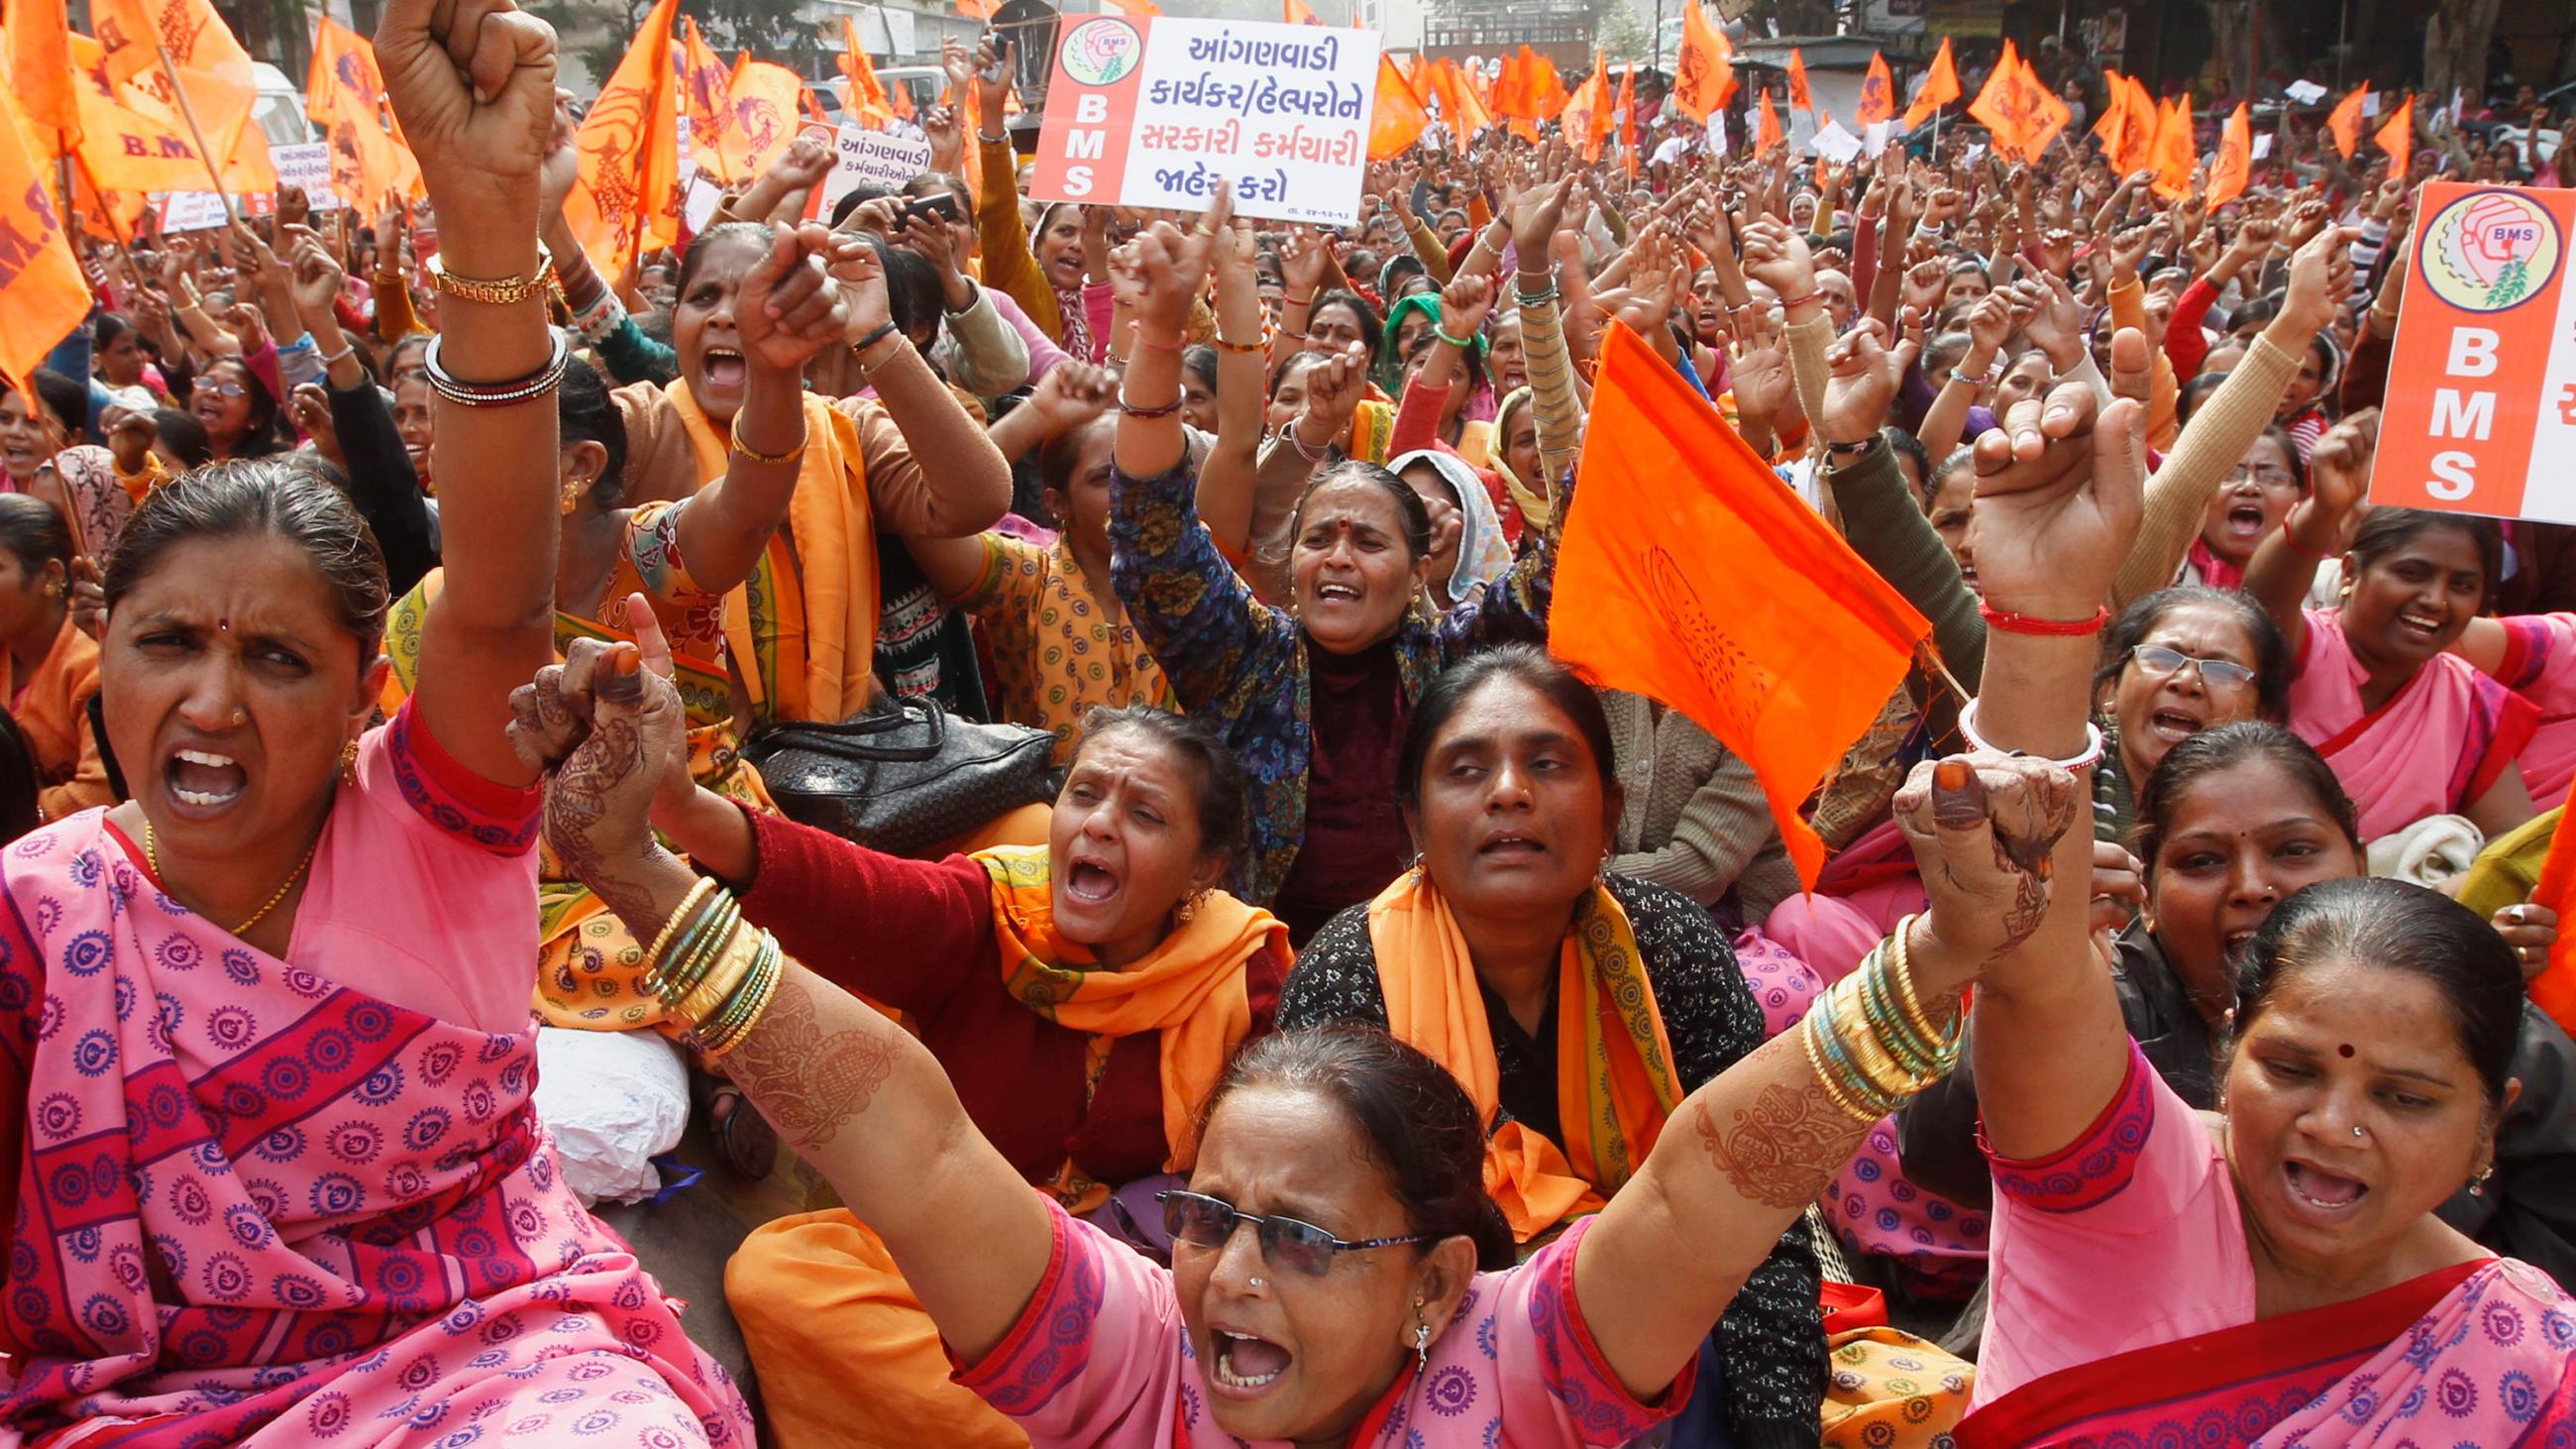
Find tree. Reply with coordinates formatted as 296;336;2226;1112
2422;0;2504;103
1595;1;1653;65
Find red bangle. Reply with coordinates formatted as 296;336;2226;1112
2286;531;2339;563
1779;290;1820;310
1133;332;1184;352
1979;602;2109;637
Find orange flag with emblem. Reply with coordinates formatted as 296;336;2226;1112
307;19;412;212
69;34;211;194
6;0;78;158
1970;42;2066;164
88;0;257;183
2326;81;2369;161
1368;53;1429;160
2093;70;2153;175
1902;36;1959;128
0;87;96;391
2375;93;2414;170
839;19;892;126
1527;50;1568;118
1785;48;1810;112
563;0;682;277
678;18;730;183
1550;321;1931;889
1856;51;1894;127
1562;53;1611;162
2149;96;2197;199
724;55;804;181
2206;101;2251;207
1670;0;1733;123
1756;88;1781;153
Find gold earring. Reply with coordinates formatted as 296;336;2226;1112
1173;888;1208;925
340;738;360;784
559;474;588;515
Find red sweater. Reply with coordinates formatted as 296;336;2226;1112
736;811;1288;1186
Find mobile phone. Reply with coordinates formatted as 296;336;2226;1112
906;192;962;224
979;31;1011;83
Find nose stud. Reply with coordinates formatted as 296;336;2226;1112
230;709;246;727
1247;1276;1265;1288
2352;1125;2366;1140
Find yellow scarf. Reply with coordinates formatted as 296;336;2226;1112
668;383;880;725
1366;868;1682;1244
980;844;1283;1176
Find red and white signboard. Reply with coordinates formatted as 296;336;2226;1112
1027;15;1378;226
2377;183;2576;522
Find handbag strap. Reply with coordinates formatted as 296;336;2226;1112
744;698;948;766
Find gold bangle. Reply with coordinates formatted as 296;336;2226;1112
1888;915;1945;1047
697;933;782;1059
663;896;743;1013
729;417;807;468
641;879;720;987
426;244;556;306
1801;1011;1881;1125
676;916;759;1027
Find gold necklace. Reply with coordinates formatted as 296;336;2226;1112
144;820;322;937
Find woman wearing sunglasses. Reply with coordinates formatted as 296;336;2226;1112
1273;643;1827;1448
527;575;2089;1447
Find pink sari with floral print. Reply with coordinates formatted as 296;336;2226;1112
0;703;752;1446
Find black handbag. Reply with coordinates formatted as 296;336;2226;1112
740;697;1060;858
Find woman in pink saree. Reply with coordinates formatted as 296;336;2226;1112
0;0;811;1438
1961;402;2576;1446
2244;422;2538;843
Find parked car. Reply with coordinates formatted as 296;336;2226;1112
252;61;314;148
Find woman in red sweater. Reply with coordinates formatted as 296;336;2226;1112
628;683;1290;1447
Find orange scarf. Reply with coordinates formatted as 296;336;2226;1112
1367;868;1682;1244
980;845;1282;1178
668;383;881;725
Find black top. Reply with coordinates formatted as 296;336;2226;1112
1895;925;2576;1291
1277;871;1826;1449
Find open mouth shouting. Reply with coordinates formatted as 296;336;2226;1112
2144;704;2208;747
2281;1156;2369;1224
1208;1326;1293;1398
699;345;748;395
164;745;249;819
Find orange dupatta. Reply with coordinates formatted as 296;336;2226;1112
980;844;1284;1178
1368;868;1683;1244
667;382;881;725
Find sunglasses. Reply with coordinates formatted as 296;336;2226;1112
1157;1190;1429;1278
2131;643;2257;691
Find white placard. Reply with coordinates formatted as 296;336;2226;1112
1865;119;1892;158
684;173;723;233
1706;111;1729;156
270;143;344;211
2363;92;2383;117
2253;133;2274;160
159;192;233;232
817;121;936;215
1812;118;1863;165
2285;79;2327;105
1027;15;1379;225
675;114;695;184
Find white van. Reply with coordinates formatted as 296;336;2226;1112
251;61;313;148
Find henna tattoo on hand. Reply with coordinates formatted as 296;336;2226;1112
721;971;896;1149
543;713;662;929
1697;1076;1878;1212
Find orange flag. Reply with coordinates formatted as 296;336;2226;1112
1617;62;1638;176
2375;93;2415;169
725;56;804;180
1786;48;1811;112
2526;791;2576;1035
1671;0;1733;123
1902;37;1959;128
563;0;682;277
678;17;731;183
1527;50;1568;119
307;19;412;212
1368;52;1429;160
0;88;95;391
839;18;892;125
89;0;258;181
1284;0;1324;25
1756;89;1782;153
2206;101;2251;206
954;0;995;19
1970;43;2066;163
1429;58;1491;139
2092;70;2152;174
69;34;211;194
6;0;78;158
1562;54;1612;162
1550;322;1932;888
1856;51;1893;128
2326;81;2369;160
2149;96;2197;199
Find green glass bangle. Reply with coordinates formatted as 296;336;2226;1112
1433;323;1477;350
661;896;742;1011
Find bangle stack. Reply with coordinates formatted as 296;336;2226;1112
1118;386;1184;418
1514;281;1558;307
1801;918;1961;1124
730;416;807;467
643;880;786;1060
421;328;571;408
427;244;556;307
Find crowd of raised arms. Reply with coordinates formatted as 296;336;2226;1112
2;0;2576;1444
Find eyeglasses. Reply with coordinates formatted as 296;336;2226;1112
2223;464;2299;489
2132;644;2258;690
205;383;248;399
1157;1190;1430;1278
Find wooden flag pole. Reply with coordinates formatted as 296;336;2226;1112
157;44;241;230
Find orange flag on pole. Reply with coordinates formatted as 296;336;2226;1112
1527;50;1569;118
1617;63;1638;177
307;19;412;212
6;0;79;158
1550;322;1932;889
1786;48;1811;113
1856;51;1894;127
678;17;731;183
2092;71;2152;174
1284;0;1325;25
2206;101;2251;206
1970;43;2067;163
1562;54;1612;162
69;34;215;194
1902;37;1960;128
724;56;804;180
1430;58;1491;138
2149;96;2198;198
839;18;892;125
89;0;257;183
2326;81;2369;160
2375;93;2415;169
562;0;682;277
1670;0;1733;123
1756;88;1782;153
1367;53;1429;160
0;87;95;391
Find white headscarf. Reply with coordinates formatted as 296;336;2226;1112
1389;448;1515;606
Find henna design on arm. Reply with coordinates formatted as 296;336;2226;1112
1695;1069;1881;1212
718;969;897;1150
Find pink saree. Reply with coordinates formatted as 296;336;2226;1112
2496;612;2576;803
2289;609;2537;840
0;703;753;1446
